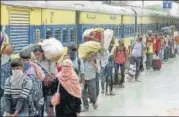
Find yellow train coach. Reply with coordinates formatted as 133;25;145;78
1;1;178;54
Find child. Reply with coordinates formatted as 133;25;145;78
3;59;33;116
104;55;115;96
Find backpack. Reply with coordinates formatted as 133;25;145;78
24;74;44;116
131;41;144;55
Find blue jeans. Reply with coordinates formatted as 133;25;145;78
114;63;125;85
100;67;106;91
96;73;100;98
130;57;141;79
82;79;97;109
159;47;165;61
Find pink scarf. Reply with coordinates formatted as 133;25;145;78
56;59;81;98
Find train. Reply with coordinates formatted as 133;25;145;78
1;1;179;54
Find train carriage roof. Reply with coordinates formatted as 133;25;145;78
1;1;178;18
1;1;134;15
130;7;168;17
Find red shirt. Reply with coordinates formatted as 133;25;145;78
155;38;161;52
113;47;127;64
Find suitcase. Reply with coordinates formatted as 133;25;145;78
152;59;162;70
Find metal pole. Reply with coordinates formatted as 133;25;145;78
75;11;80;56
142;0;144;7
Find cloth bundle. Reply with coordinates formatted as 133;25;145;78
82;28;104;43
78;41;102;59
39;38;64;61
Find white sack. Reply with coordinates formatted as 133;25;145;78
103;29;114;49
40;38;64;60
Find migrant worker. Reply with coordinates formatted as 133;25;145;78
131;36;145;81
159;34;165;61
82;52;98;112
95;52;101;98
104;55;115;95
20;50;45;117
55;59;82;117
100;49;110;93
0;44;13;116
67;45;85;78
154;34;161;56
33;46;58;116
163;34;170;60
113;40;127;88
145;31;155;70
3;59;33;116
20;51;45;81
175;34;179;53
168;34;175;58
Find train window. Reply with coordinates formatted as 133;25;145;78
124;27;126;36
127;27;130;36
70;28;76;42
130;27;132;35
35;29;40;42
114;27;118;37
125;27;128;36
115;27;119;37
137;26;140;33
46;28;52;39
118;27;121;37
83;27;87;32
55;28;61;41
62;28;68;43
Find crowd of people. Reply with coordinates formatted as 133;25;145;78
0;29;179;117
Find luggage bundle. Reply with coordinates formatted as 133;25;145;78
152;55;162;70
79;28;114;59
20;44;41;58
20;38;65;61
103;29;114;50
39;38;64;61
83;28;104;43
78;41;102;59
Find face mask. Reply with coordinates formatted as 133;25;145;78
12;70;23;77
23;63;31;72
11;69;24;86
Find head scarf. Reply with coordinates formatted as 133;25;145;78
56;59;81;98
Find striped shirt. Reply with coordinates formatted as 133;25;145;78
4;76;33;113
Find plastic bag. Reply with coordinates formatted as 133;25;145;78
128;64;136;76
103;29;114;50
40;38;64;61
20;44;40;58
78;41;102;59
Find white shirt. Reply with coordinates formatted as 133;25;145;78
101;49;110;68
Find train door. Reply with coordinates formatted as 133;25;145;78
9;10;30;53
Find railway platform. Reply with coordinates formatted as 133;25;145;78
80;56;179;116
